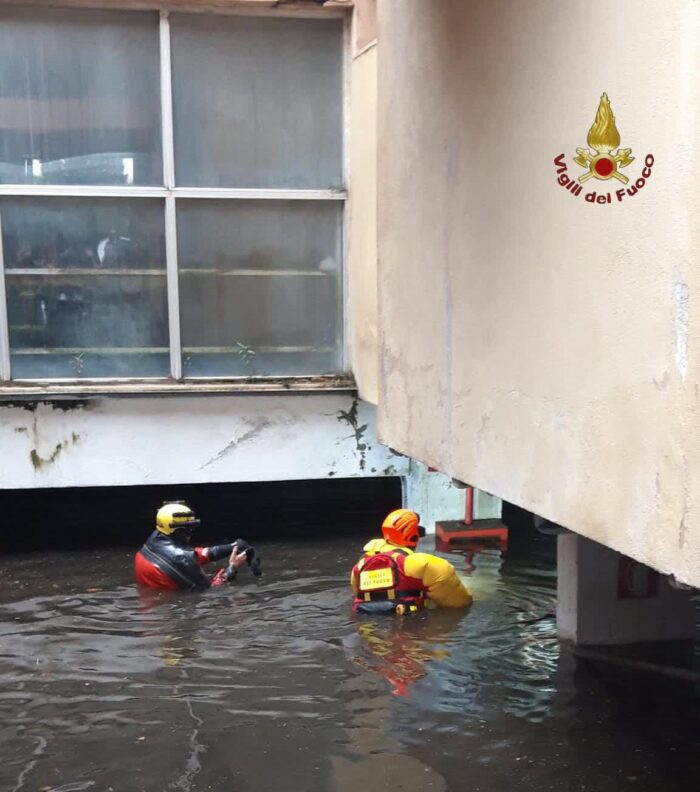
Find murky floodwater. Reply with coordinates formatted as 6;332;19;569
1;533;698;792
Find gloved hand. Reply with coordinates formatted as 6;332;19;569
232;538;263;577
223;546;249;581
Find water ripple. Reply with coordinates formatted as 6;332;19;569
0;536;698;792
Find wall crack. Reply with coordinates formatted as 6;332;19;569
201;421;271;468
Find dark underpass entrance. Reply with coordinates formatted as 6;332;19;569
0;476;402;551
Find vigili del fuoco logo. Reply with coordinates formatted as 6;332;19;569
554;93;654;205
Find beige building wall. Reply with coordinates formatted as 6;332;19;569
376;0;700;586
348;0;379;404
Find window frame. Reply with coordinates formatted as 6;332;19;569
0;3;351;394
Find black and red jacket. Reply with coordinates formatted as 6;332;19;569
134;531;234;591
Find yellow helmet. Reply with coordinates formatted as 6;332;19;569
156;502;200;535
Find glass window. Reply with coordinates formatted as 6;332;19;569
177;200;342;377
0;8;345;386
0;7;162;186
2;198;169;379
170;15;343;189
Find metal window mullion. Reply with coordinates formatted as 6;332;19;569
160;10;176;190
338;200;346;375
165;196;182;380
0;212;11;380
0;185;167;198
171;188;346;201
341;12;351;375
160;11;182;381
0;185;345;201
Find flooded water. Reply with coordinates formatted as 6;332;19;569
1;532;698;792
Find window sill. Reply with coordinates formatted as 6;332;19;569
0;374;356;401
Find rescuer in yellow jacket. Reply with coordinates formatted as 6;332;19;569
351;509;472;615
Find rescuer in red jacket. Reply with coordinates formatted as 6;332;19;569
134;502;249;590
351;509;472;614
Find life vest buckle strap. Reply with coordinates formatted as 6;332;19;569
362;588;423;602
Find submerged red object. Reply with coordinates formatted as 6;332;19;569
435;519;508;548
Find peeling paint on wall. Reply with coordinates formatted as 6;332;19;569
0;399;90;412
0;401;39;412
0;395;408;490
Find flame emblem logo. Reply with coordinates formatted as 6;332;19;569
574;93;634;184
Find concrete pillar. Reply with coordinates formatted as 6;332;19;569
557;533;697;645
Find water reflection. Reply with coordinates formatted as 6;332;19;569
0;535;698;792
351;610;465;697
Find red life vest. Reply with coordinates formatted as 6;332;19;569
352;548;427;612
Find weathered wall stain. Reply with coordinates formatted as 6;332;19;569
653;371;670;391
30;433;80;470
337;398;369;470
2;395;405;490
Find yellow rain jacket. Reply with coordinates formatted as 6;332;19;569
351;539;472;608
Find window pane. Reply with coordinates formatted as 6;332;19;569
2;198;168;379
177;201;342;377
0;7;161;186
171;15;343;189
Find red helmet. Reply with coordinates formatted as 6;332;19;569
381;509;425;549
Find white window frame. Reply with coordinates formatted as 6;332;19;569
0;3;351;394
